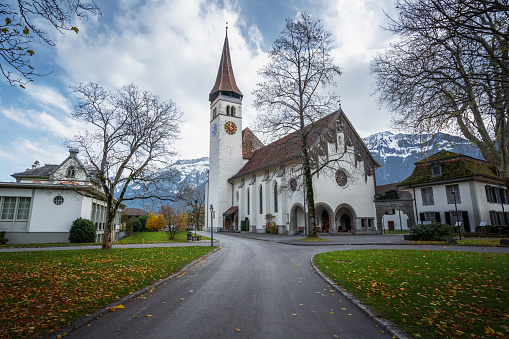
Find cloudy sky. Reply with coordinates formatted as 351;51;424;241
0;0;397;181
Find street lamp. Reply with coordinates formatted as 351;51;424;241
451;190;461;240
210;204;214;246
195;199;198;237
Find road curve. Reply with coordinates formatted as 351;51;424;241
67;233;394;339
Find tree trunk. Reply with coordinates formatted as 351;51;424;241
102;205;115;250
302;148;317;238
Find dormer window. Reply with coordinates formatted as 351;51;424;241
67;166;76;178
431;164;442;176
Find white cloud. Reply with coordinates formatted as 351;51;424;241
0;107;86;139
24;84;72;113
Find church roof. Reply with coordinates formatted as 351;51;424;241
12;164;59;179
242;127;265;159
209;33;243;102
231;111;340;180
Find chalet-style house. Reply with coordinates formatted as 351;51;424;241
205;32;381;235
0;149;124;244
398;151;509;231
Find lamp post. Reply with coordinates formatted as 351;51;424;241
210;204;214;246
194;199;198;237
452;190;461;240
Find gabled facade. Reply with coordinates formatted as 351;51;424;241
205;32;381;235
398;151;509;231
0;150;124;244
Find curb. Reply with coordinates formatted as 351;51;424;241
48;243;223;338
310;253;413;339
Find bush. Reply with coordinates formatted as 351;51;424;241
0;231;8;245
135;215;149;232
69;218;97;243
265;222;278;234
410;222;456;241
127;218;142;232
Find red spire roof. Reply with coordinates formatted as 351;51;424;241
209;33;243;102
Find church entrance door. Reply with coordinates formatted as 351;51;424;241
225;218;231;230
388;221;395;231
321;210;330;232
340;214;351;232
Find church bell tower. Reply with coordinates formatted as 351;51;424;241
207;28;244;231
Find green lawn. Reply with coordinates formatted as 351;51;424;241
115;231;210;244
0;246;214;338
411;238;508;247
314;249;508;339
384;230;410;234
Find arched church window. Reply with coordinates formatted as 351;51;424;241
236;191;239;202
226;106;230;116
290;178;297;191
231;106;236;117
67;166;76;178
247;188;250;215
274;181;278;213
259;185;263;214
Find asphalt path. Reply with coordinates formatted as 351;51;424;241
67;233;395;339
64;234;508;339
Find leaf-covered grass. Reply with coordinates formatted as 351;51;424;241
410;238;508;247
296;237;330;241
115;231;210;244
384;230;410;234
315;250;509;339
0;246;214;338
0;242;101;248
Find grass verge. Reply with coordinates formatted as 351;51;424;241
384;230;410;234
0;246;214;338
410;238;508;247
314;249;508;339
115;231;210;244
296;237;330;241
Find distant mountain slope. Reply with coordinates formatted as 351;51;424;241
122;132;484;209
362;131;483;185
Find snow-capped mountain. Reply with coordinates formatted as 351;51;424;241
362;131;483;185
122;131;484;209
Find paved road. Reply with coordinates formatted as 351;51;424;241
68;233;394;339
63;233;507;339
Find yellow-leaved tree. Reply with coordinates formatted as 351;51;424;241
146;213;167;231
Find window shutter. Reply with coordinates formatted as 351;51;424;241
419;213;425;223
462;211;470;232
435;212;441;222
444;212;451;226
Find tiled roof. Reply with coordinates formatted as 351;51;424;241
242;127;265;159
231;111;339;179
376;183;398;196
209;34;243;101
398;151;501;186
12;165;59;179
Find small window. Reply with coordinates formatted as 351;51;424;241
335;170;348;187
424;212;436;222
231;106;236;117
431;164;442;176
421;187;434;205
236;191;239;202
213;107;217;118
67;166;76;178
446;184;461;204
290;178;297;192
226;106;230;116
53;196;64;205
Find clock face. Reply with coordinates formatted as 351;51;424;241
224;121;237;135
211;123;217;137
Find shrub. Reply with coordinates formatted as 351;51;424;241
265;222;278;234
410;222;456;241
126;218;142;232
69;218;97;243
0;231;8;245
135;215;149;232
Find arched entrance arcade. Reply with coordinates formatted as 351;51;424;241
289;203;306;235
335;203;357;234
315;203;334;233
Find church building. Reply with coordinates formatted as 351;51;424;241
205;32;381;235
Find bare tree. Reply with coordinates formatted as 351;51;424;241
1;0;100;87
69;83;183;249
177;184;205;232
253;11;342;237
371;0;509;188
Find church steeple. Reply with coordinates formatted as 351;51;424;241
209;29;243;102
